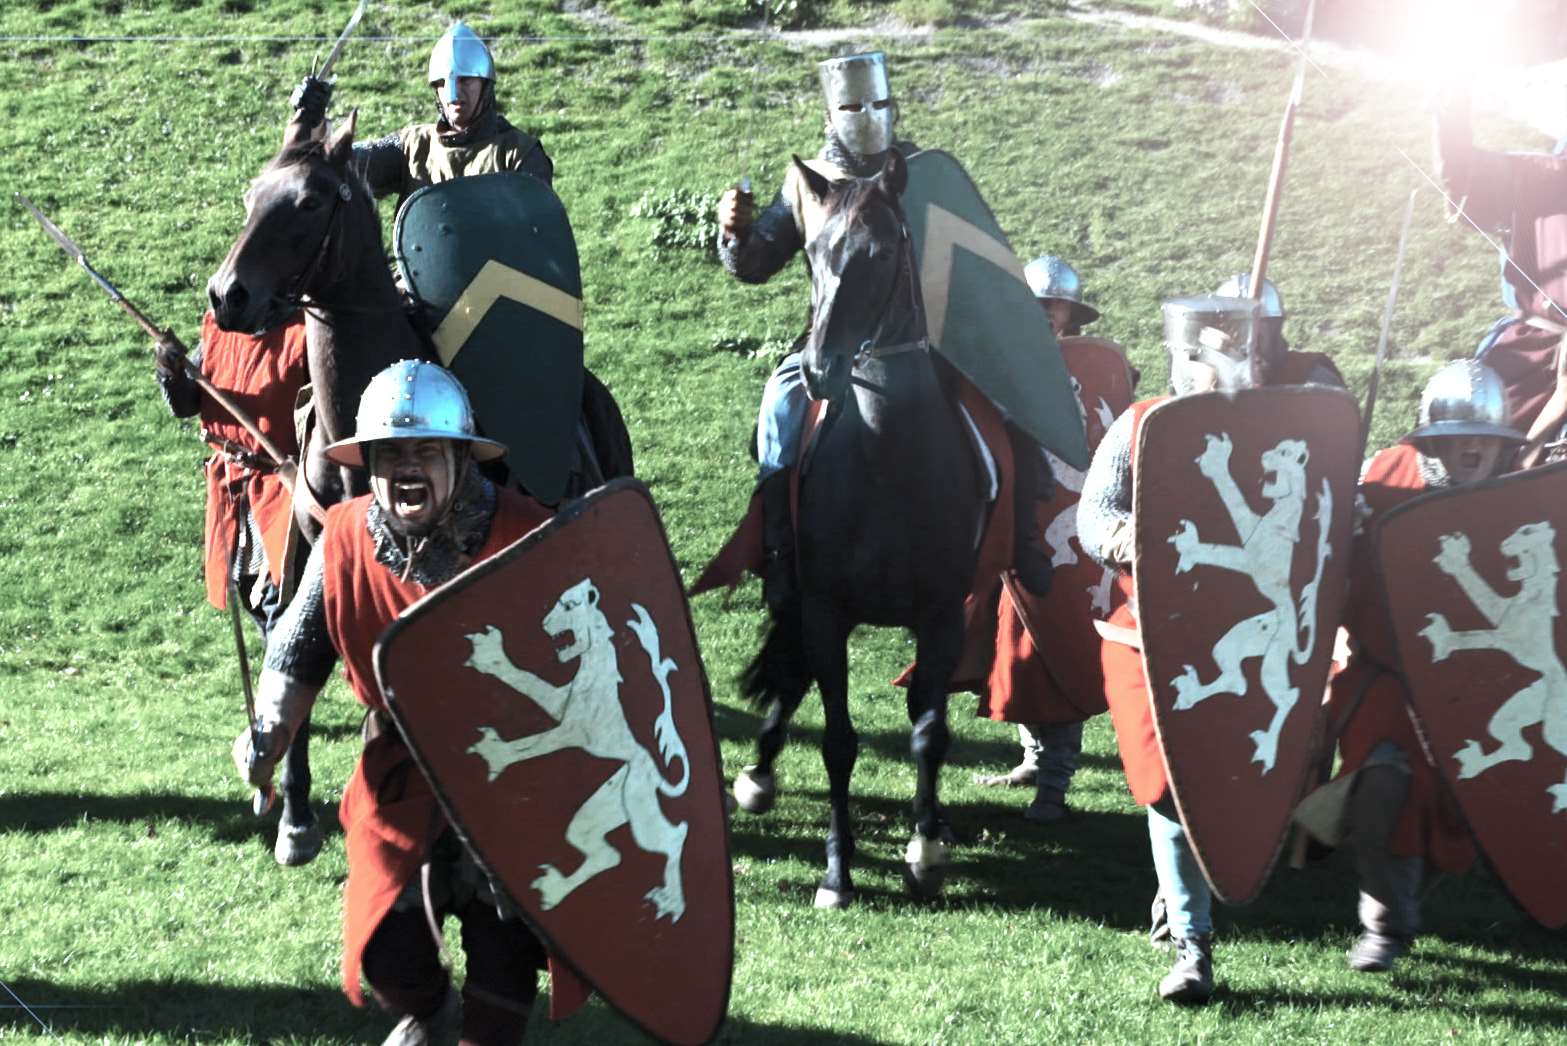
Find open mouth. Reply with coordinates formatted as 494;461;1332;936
1458;450;1483;472
393;478;432;516
551;629;577;656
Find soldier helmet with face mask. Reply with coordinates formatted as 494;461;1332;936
819;52;895;158
1162;295;1264;395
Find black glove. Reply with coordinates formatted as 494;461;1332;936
290;76;333;127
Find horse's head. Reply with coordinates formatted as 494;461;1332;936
798;151;916;403
207;111;363;334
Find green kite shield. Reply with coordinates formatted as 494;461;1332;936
901;150;1088;470
394;172;584;505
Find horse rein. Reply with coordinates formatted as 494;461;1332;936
277;175;354;320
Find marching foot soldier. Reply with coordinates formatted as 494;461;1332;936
977;255;1115;820
291;20;553;210
1077;295;1275;1004
232;361;572;1044
1312;361;1517;972
154;311;323;866
715;50;1055;610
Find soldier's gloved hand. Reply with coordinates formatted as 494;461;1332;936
232;722;288;790
718;187;754;243
290;76;333;127
153;333;186;381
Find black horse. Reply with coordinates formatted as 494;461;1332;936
733;152;989;907
206;112;631;862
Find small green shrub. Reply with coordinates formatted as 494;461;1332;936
629;186;722;259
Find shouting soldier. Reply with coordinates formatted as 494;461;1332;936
1314;361;1520;972
231;360;571;1044
291;20;553;208
714;51;1055;612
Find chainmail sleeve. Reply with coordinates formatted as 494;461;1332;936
351;132;410;202
1077;408;1135;568
719;191;803;284
262;541;337;687
157;341;203;418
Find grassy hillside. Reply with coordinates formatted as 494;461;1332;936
1;2;1562;1043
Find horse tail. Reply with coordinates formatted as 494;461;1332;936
1294;477;1334;665
740;604;812;715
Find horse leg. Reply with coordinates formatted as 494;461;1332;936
903;602;964;899
274;718;322;866
802;606;856;909
735;601;813;816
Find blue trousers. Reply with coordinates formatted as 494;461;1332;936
1148;796;1212;940
756;352;807;480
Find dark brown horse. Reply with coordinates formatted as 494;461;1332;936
207;112;632;861
733;153;987;907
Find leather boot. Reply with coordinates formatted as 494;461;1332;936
1007;424;1055;597
759;469;798;615
1159;934;1214;1004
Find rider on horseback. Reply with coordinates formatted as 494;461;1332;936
232;360;573;1046
717;51;1054;611
291;20;553;209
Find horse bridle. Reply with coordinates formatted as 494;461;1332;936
850;215;929;368
275;175;353;320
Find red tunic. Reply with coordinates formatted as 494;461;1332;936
197;311;310;608
1099;397;1170;805
1323;444;1476;873
1440;138;1567;432
320;487;554;1005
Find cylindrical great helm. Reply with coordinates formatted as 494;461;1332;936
428;21;496;104
1407;360;1523;444
325;359;506;467
1024;255;1101;327
1162;295;1262;394
819;52;894;157
1213;273;1285;319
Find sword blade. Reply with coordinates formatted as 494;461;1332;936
318;0;369;80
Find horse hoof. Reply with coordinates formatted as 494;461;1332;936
733;767;776;816
275;818;322;867
813;886;856;909
903;833;951;899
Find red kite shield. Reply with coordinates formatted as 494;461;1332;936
374;479;732;1044
1133;387;1360;902
1377;462;1567;929
987;337;1135;723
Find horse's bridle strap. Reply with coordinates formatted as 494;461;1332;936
860;336;929;361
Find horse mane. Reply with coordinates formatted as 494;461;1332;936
267;138;326;173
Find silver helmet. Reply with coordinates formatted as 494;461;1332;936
428;21;496;104
1162;295;1263;394
1024;255;1100;327
1214;273;1285;319
1407;360;1523;444
325;359;506;467
819;52;894;157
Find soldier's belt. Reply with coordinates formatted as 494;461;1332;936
203;430;278;473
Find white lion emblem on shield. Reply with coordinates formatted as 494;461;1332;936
1419;521;1567;813
1166;433;1333;773
464;578;691;920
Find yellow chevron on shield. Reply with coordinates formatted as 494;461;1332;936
432;259;585;366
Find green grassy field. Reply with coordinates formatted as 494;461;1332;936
2;1;1564;1043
